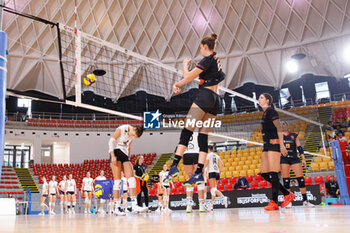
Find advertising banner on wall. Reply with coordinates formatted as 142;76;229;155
145;185;321;210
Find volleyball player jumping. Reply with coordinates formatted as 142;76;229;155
164;33;225;187
258;93;295;211
280;121;314;207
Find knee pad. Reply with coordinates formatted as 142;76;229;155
128;177;136;189
113;180;121;191
296;177;306;188
85;198;89;204
198;184;205;191
186;187;194;192
283;178;290;189
198;133;208;153
210;187;217;196
179;128;193;147
100;199;105;203
41;203;45;207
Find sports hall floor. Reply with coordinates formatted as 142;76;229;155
1;206;349;233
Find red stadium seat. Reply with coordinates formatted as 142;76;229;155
251;181;259;189
254;175;262;182
260;180;267;188
305;177;312;185
171;188;177;195
149;188;155;196
314;176;324;185
178;186;185;194
221;178;228;185
229;177;237;184
217;183;225;191
246;176;253;183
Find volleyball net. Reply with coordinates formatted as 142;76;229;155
2;4;332;167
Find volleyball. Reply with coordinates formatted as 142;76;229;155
84;73;96;86
141;173;149;181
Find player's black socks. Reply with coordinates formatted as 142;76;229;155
195;163;204;174
172;155;182;166
270;172;290;196
270;172;280;203
261;173;271;182
302;193;307;202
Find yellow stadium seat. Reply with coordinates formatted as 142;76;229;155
173;177;179;182
241;157;247;161
240;170;247;176
225;171;232;177
236;166;242;171
322;157;331;162
179;176;185;182
252;160;259;165
234;158;240;163
242;165;249;170
310;163;319;171
314;158;322;163
254;169;260;175
231;161;238;167
320;162;328;170
232;171;239;177
229;167;235;172
228;158;233;163
247;170;254;176
250;164;257;170
245;161;251;166
328;161;335;169
238;161;245;166
225;162;230;168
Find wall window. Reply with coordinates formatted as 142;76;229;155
17;98;32;116
315;82;330;101
279;88;290;107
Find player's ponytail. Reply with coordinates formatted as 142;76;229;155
201;33;218;51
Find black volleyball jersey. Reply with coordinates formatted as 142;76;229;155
196;52;225;88
261;107;279;142
283;132;298;158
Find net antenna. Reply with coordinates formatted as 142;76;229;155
74;0;81;104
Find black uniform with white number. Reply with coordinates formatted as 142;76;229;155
280;132;301;165
261;106;280;152
193;52;225;116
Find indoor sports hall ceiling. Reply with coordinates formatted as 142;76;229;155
3;0;350;99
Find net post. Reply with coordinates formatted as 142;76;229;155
0;30;7;180
56;23;67;101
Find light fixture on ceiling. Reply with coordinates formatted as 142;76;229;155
291;47;306;60
344;45;350;64
286;60;298;73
